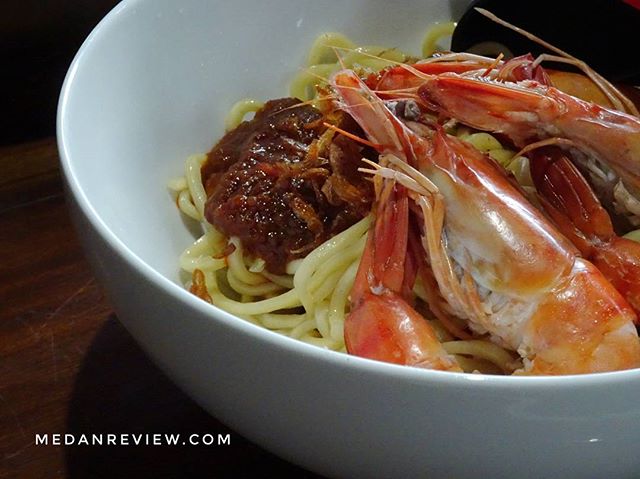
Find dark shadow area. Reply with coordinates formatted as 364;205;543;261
452;0;640;84
3;0;120;145
65;315;322;479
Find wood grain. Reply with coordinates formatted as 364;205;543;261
0;138;322;478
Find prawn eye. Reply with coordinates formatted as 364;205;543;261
452;0;640;84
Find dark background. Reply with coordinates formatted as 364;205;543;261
2;0;120;145
6;0;639;146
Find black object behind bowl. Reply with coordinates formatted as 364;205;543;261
452;0;640;84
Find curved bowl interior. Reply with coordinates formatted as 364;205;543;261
57;1;640;478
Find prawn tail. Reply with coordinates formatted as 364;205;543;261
372;180;416;297
529;146;614;255
349;180;415;305
529;146;640;321
590;238;640;318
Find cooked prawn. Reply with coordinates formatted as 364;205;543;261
391;62;640;312
345;159;461;372
415;73;640;224
332;69;640;375
390;53;640;315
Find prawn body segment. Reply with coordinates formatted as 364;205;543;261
426;128;575;298
416;74;640;197
523;258;640;375
366;58;494;93
335;70;574;298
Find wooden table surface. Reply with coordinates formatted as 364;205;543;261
0;138;322;478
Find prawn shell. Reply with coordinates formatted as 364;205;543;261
522;258;640;375
426;129;576;298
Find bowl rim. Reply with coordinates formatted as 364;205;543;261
56;0;640;390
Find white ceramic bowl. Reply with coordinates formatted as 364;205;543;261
57;1;640;477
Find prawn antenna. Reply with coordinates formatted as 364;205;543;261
476;7;639;116
322;122;381;150
513;138;578;159
332;46;348;70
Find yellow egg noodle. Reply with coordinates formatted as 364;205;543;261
224;99;264;132
169;25;542;374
